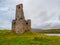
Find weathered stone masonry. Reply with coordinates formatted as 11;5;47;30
12;4;31;34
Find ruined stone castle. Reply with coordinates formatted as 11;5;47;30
12;4;31;34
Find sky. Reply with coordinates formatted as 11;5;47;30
0;0;60;30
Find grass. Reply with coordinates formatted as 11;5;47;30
0;30;60;45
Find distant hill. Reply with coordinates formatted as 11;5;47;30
31;28;42;32
40;29;60;33
32;28;60;33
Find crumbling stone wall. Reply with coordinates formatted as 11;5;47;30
12;4;31;34
12;20;16;32
26;20;31;31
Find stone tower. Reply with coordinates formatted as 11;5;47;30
12;4;31;34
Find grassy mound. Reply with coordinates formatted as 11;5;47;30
0;30;60;45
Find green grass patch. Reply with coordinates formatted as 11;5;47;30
0;30;60;45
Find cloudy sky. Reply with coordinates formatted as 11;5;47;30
0;0;60;30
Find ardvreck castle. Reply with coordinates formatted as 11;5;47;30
12;4;31;34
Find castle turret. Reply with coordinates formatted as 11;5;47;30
12;4;31;34
16;4;25;20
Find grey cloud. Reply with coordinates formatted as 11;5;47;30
23;0;60;29
0;0;60;29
